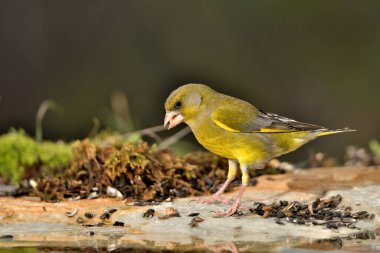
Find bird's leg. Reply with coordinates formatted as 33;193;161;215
214;164;249;217
198;160;237;205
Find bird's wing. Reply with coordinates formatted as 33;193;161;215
211;103;326;133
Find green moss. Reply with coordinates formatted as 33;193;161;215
0;129;73;183
38;141;73;168
369;139;380;157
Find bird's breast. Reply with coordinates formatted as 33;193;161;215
188;119;271;164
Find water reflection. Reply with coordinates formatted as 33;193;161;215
0;230;377;252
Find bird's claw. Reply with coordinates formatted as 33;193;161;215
213;205;239;218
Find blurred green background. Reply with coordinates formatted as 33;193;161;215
0;0;379;160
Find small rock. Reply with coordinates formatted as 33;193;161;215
159;207;181;219
166;207;179;216
107;186;123;199
29;179;37;189
87;192;99;199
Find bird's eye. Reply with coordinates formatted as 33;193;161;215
174;101;182;109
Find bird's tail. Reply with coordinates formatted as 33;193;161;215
316;127;356;137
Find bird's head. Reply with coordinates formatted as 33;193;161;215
164;83;215;129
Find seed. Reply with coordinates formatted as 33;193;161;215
296;218;305;225
188;212;200;217
76;217;85;224
305;221;313;226
263;211;270;218
253;202;265;211
284;210;293;218
113;221;124;226
82;224;95;227
276;210;285;218
298;209;309;217
143;209;155;218
344;206;352;212
326;222;339;229
66;208;78;217
192;217;204;222
87;192;99;199
107;208;118;214
275;220;285;225
352;211;368;219
332;195;342;206
87;231;95;236
262;205;272;212
100;212;110;220
342;218;356;223
107;186;123;199
85;212;94;219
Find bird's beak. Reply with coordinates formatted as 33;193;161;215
164;111;184;130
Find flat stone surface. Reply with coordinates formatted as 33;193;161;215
0;166;379;252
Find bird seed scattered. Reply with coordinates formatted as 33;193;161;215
250;194;375;230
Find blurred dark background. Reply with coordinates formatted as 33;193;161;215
0;0;379;160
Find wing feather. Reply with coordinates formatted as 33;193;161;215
211;102;326;133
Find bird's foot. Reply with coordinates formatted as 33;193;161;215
213;202;240;218
197;194;230;205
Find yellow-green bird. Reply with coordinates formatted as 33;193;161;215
164;84;354;217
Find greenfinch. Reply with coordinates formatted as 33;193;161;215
164;84;354;217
